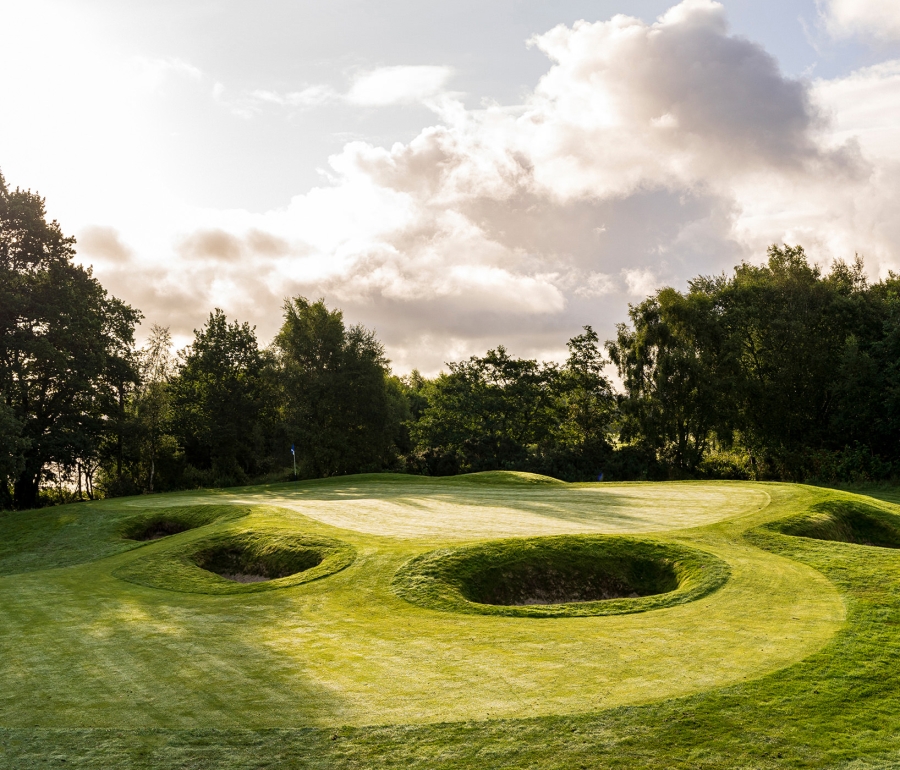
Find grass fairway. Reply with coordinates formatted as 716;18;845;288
2;473;900;767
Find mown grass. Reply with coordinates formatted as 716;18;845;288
118;504;250;541
113;525;356;595
392;535;729;617
768;498;900;548
1;474;897;767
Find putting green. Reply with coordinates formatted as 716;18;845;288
219;474;772;539
0;475;847;731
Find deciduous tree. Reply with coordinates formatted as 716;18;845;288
0;171;140;508
170;310;271;483
274;297;398;476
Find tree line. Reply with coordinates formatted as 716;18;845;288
3;172;900;509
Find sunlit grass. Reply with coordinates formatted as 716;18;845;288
1;473;899;767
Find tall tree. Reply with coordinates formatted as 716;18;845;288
0;171;140;508
137;325;174;492
541;326;617;479
559;326;616;447
0;400;28;508
607;245;893;481
607;288;722;475
170;310;271;483
410;346;563;474
716;245;861;477
274;297;398;476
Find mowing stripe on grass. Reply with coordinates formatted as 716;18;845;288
0;476;844;731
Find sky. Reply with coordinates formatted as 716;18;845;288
2;0;900;373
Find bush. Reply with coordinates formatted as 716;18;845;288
806;444;895;484
697;450;753;480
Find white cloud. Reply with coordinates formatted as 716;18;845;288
77;226;134;263
72;0;900;373
346;65;454;106
130;57;203;91
216;66;453;118
574;272;616;298
814;60;900;160
623;268;660;297
251;85;339;108
821;0;900;40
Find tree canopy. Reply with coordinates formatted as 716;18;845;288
4;168;900;508
170;310;272;485
274;297;399;477
0;171;140;509
609;245;900;481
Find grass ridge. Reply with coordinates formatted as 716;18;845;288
391;534;731;618
112;528;356;595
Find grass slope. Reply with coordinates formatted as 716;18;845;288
0;473;897;767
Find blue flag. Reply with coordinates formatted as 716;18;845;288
291;444;295;456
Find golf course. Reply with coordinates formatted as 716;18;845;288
2;473;899;767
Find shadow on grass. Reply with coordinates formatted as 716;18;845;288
5;521;889;768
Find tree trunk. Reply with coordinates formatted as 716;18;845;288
117;385;124;480
13;467;40;510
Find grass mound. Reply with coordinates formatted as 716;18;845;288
393;535;729;618
770;499;900;548
119;505;248;541
113;529;355;595
436;470;566;486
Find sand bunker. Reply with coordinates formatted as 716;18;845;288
392;535;730;618
466;557;678;606
193;541;323;583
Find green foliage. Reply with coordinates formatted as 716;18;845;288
392;535;729;618
0;170;141;508
95;324;183;497
410;345;561;473
696;448;753;480
608;287;724;474
409;328;616;480
607;245;900;482
274;297;400;476
0;399;28;507
716;245;864;477
170;310;274;485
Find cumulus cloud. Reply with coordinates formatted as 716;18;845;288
574;272;616;298
346;65;454;106
77;225;134;263
76;0;900;372
251;84;339;108
815;60;900;160
130;57;203;91
225;65;455;116
179;229;244;262
821;0;900;40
